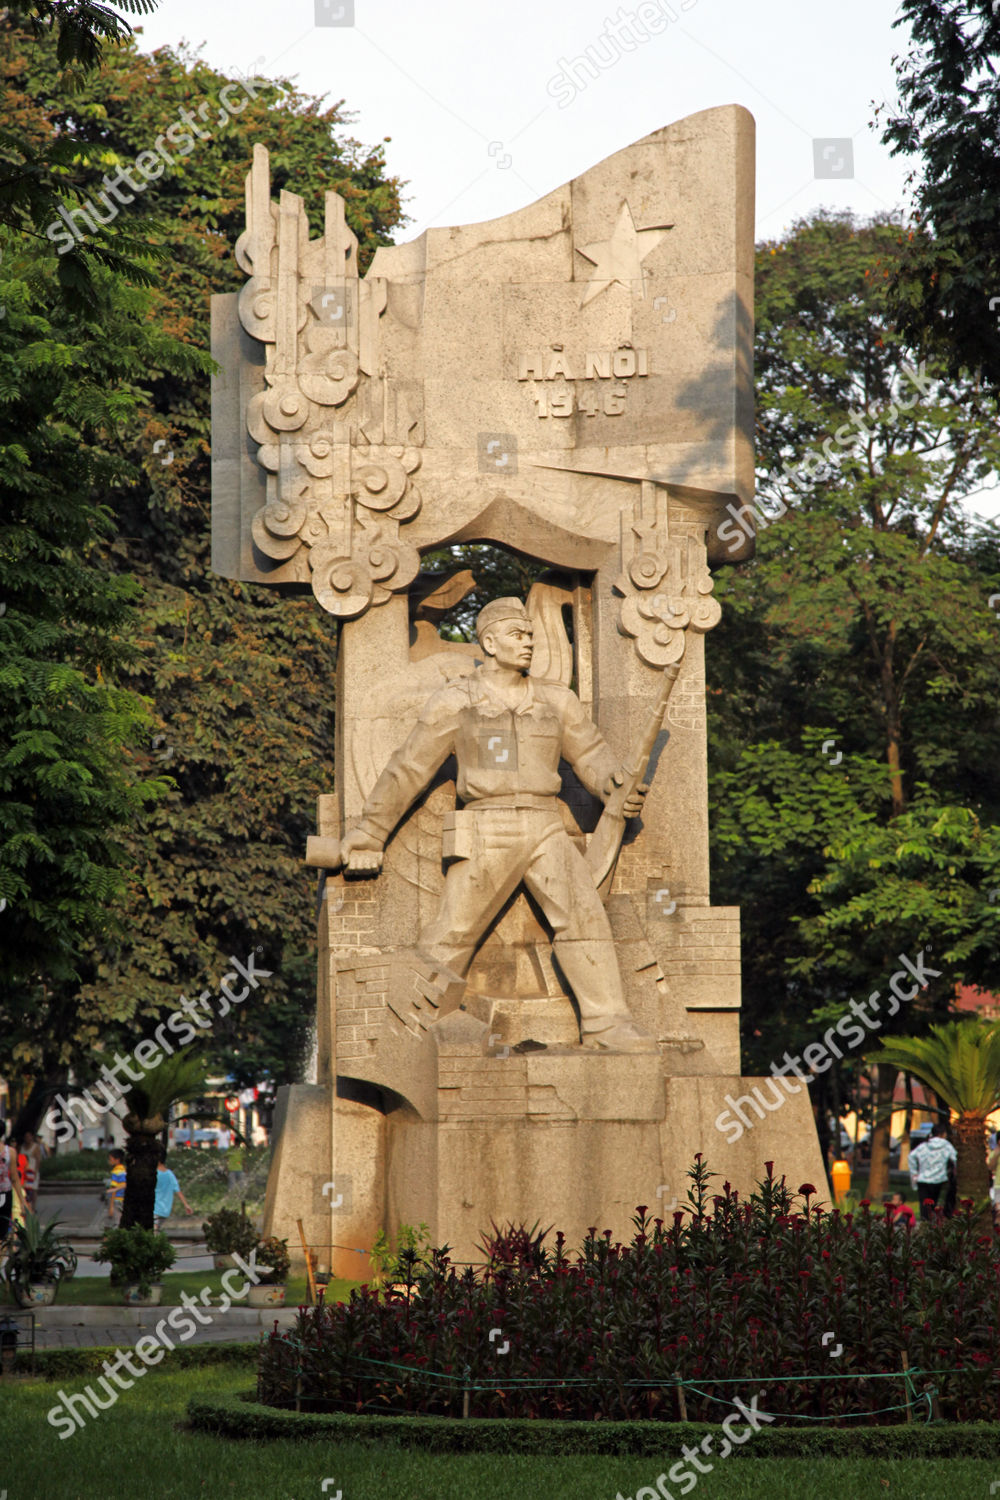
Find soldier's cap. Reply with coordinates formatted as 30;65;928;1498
475;597;531;643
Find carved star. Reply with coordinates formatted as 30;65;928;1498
575;201;673;306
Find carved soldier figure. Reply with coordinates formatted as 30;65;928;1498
338;597;657;1052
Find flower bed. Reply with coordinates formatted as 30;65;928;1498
257;1159;1000;1424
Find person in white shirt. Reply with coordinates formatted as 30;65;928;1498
909;1124;957;1219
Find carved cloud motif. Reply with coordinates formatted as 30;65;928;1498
235;145;422;619
615;481;722;666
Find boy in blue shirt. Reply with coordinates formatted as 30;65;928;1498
153;1151;193;1230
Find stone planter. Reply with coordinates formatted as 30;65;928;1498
213;1253;238;1271
247;1282;286;1308
123;1283;163;1306
13;1280;58;1308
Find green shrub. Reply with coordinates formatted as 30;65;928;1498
257;1158;1000;1424
94;1225;176;1297
369;1221;431;1287
187;1393;1000;1456
256;1236;290;1282
202;1208;258;1257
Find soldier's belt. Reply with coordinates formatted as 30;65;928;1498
443;797;561;860
461;794;559;811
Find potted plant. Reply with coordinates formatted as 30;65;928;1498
96;1224;175;1305
247;1235;290;1307
202;1207;258;1269
3;1213;77;1307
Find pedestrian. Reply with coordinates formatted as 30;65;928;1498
909;1122;957;1220
226;1136;245;1192
989;1139;1000;1223
22;1130;45;1210
106;1148;126;1225
0;1129;27;1241
153;1150;193;1231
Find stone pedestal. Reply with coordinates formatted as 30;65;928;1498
267;1032;825;1268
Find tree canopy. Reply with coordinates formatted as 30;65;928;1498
708;211;1000;1167
0;14;406;1125
880;0;1000;391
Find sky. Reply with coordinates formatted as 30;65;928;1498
137;0;912;243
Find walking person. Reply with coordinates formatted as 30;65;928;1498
106;1148;126;1225
21;1130;45;1210
909;1123;957;1220
153;1150;193;1231
0;1129;27;1242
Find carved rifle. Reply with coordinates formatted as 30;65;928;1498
585;648;685;897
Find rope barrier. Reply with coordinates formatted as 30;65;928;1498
259;1343;966;1424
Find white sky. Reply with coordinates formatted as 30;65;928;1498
138;0;912;242
136;0;1000;520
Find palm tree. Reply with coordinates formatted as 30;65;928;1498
120;1051;208;1229
874;1020;1000;1202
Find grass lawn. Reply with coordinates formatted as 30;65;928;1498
0;1270;355;1308
2;1362;999;1500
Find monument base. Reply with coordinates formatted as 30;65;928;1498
264;1063;826;1272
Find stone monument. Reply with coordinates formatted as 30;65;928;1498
210;105;825;1272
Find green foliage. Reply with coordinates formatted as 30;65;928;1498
880;0;1000;390
0;21;405;1103
2;1211;77;1287
0;223;205;1063
168;1142;268;1214
39;1147;109;1179
876;1019;1000;1115
188;1391;1000;1457
201;1207;257;1258
369;1221;432;1287
6;1;159;72
255;1235;290;1283
124;1048;207;1124
258;1160;1000;1423
95;1221;174;1295
18;1339;255;1379
708;211;1000;1103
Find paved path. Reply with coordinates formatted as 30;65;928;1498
38;1185;206;1246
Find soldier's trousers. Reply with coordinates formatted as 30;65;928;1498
417;805;630;1034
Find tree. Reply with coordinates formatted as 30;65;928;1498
119;1049;207;1229
874;1019;1000;1200
707;211;1000;1190
879;0;1000;391
1;20;406;1118
0;1;166;309
0;22;210;1121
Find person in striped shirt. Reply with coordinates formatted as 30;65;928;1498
106;1149;126;1224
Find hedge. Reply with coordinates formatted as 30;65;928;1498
186;1391;1000;1458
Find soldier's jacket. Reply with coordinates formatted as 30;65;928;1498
359;670;617;845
